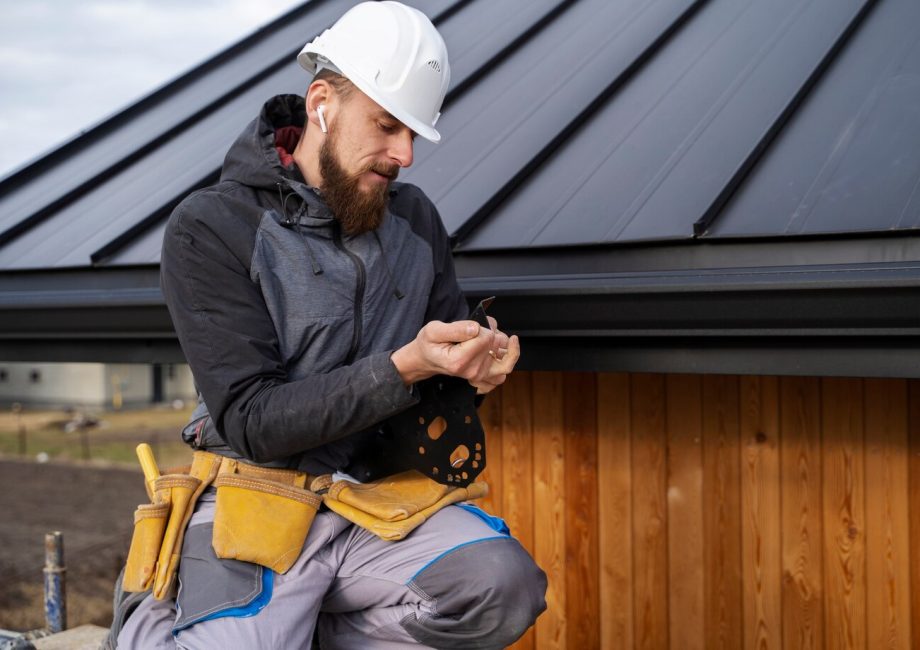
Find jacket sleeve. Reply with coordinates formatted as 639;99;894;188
161;194;418;464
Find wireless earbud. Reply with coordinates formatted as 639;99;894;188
317;104;328;134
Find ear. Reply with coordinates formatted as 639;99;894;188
306;79;332;133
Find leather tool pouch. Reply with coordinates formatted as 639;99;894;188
320;470;489;541
212;461;321;574
122;451;221;599
122;502;169;592
151;474;203;599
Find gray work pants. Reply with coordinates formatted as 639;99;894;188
117;490;546;649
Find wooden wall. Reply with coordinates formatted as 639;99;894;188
477;372;920;650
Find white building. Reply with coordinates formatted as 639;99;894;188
0;363;196;409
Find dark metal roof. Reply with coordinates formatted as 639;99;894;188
1;0;919;376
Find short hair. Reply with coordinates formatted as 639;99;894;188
314;68;356;102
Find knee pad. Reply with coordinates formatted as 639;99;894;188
403;537;547;649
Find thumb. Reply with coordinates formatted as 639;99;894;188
425;319;481;344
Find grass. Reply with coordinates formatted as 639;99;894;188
0;404;196;469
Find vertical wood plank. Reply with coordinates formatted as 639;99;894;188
631;373;669;650
865;378;911;650
564;372;599;650
502;372;535;650
665;374;704;650
532;372;566;650
821;378;866;650
702;375;743;650
740;376;782;650
780;376;824;650
598;373;633;649
501;372;534;550
478;385;503;517
910;380;920;650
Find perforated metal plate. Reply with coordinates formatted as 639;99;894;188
346;298;494;486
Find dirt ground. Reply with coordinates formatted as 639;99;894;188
0;458;146;632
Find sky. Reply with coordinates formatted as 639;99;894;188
0;0;304;178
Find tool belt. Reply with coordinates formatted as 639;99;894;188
122;450;488;599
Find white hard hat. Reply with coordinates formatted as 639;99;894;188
298;1;450;143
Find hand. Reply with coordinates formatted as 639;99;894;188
391;319;494;386
469;316;520;395
390;317;521;395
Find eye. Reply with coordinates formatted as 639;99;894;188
378;121;397;134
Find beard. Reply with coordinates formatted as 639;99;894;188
318;133;398;236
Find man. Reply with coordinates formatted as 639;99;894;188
114;2;546;648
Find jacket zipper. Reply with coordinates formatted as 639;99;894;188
333;222;365;365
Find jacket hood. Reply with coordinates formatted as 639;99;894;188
220;94;307;190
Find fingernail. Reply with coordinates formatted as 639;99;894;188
467;323;478;336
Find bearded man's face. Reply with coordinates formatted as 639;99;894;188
316;89;415;236
318;129;396;236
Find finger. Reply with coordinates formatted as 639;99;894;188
446;325;494;368
426;319;480;344
491;347;508;361
488;346;509;361
486;315;498;332
492;330;510;351
492;335;520;372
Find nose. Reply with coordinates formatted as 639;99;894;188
389;128;414;168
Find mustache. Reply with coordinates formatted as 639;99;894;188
366;162;399;181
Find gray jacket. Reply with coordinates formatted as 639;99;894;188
161;95;467;475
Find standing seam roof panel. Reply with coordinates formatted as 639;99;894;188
106;220;172;267
710;0;920;236
567;0;867;244
404;0;702;239
433;0;567;98
461;0;869;250
389;0;578;177
0;72;301;270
